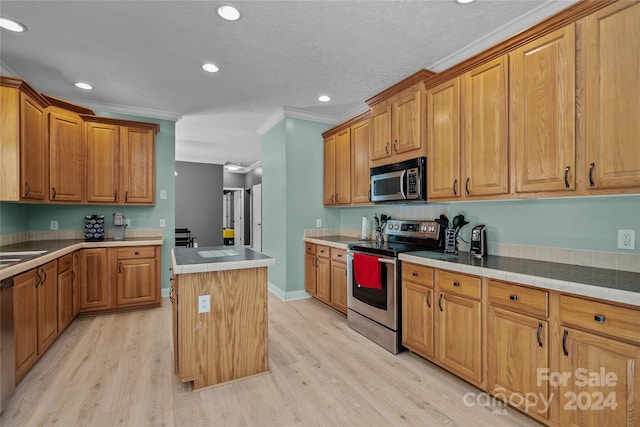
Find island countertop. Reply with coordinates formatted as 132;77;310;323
171;245;276;274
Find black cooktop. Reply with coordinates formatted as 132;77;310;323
349;237;442;257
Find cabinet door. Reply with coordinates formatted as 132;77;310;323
487;307;549;420
462;56;509;197
334;128;351;205
49;111;83;201
304;253;317;296
57;268;74;333
585;2;640;190
370;104;392;161
393;89;422;155
560;327;640;427
37;261;58;355
72;251;81;317
350;119;371;204
121;126;155;204
79;248;110;311
116;257;157;306
14;269;38;381
315;256;331;304
402;282;434;359
427;78;461;199
330;261;347;314
511;25;575;193
85;122;119;203
20;93;47;201
437;292;482;385
323;134;336;205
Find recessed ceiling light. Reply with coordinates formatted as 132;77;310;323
455;0;476;4
218;5;240;21
318;95;332;102
74;82;93;90
0;17;27;32
202;63;220;73
226;165;241;171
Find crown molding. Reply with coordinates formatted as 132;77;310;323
256;109;286;136
338;103;370;123
0;60;18;77
256;106;342;136
63;96;182;122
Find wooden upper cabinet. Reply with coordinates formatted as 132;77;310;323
20;92;48;201
427;77;461;199
49;110;83;202
334;127;351;205
85;121;119;203
350;118;371;204
121;126;155;204
511;25;576;194
370;103;392;161
323;134;336;205
584;1;640;191
462;56;509;197
393;88;422;155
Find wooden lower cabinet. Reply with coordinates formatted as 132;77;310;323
13;269;38;382
114;246;159;307
57;254;74;333
36;261;58;355
402;281;435;360
329;248;347;314
315;257;331;304
79;248;110;312
304;252;317;295
304;243;347;314
72;251;81;317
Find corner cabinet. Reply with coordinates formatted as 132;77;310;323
79;248;110;312
114;246;160;307
49;109;84;202
83;115;158;205
584;1;640;192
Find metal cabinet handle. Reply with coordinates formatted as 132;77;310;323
25;182;31;196
537;323;543;348
438;293;443;312
41;267;47;285
169;286;174;303
331;194;334;204
426;290;431;308
368;189;371;202
335;193;339;203
453;281;460;287
125;191;129;202
562;329;569;356
52;187;57;199
71;271;76;282
75;253;79;266
509;294;518;301
134;251;139;255
594;314;605;323
453;179;457;196
114;190;118;201
412;271;418;277
564;166;570;189
589;163;595;187
465;178;470;195
35;269;42;288
385;142;389;155
118;262;122;274
393;139;398;153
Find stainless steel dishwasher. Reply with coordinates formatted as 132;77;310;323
1;277;15;414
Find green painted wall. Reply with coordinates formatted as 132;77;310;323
0;112;176;290
262;117;336;296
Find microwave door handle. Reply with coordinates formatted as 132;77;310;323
400;170;407;199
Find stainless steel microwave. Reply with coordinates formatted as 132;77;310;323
370;157;427;202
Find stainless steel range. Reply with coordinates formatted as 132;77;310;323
347;219;442;354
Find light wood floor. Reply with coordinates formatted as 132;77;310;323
1;295;542;426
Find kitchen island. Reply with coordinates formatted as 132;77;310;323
171;246;275;390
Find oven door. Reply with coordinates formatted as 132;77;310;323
347;250;397;330
370;170;406;202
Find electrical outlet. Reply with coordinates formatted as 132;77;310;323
618;229;636;250
159;218;166;228
316;219;322;228
198;295;211;313
160;190;167;199
124;219;131;227
50;220;58;230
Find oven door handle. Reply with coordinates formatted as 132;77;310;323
378;258;396;265
399;170;407;199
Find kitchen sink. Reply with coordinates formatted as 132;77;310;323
0;250;48;256
0;250;48;268
198;249;240;258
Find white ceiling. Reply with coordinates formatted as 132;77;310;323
0;0;577;170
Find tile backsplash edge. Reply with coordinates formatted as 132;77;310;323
1;229;163;246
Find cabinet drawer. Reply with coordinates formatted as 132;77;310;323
57;253;73;273
402;263;434;287
330;248;347;263
560;295;640;344
438;270;481;300
305;243;316;255
316;245;330;259
489;280;548;319
117;246;155;259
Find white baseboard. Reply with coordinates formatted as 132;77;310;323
268;282;311;301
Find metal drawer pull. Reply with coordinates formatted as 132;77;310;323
537;323;543;348
134;251;139;255
509;294;518;301
453;281;460;287
594;315;605;323
562;330;569;356
412;271;418;277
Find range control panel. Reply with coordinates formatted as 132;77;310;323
385;220;440;240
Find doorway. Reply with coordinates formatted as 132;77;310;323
251;183;262;251
223;188;244;246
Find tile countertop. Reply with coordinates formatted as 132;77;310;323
0;237;164;280
304;235;640;307
171;246;276;274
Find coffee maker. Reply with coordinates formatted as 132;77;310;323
470;225;487;258
113;212;126;240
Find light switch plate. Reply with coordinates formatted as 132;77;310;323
198;295;211;313
159;219;166;228
160;190;167;199
50;220;58;230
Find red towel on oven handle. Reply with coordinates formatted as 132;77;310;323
353;253;382;289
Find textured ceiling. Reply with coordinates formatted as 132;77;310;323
0;0;577;169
